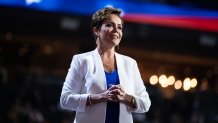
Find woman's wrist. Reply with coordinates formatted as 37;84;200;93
99;93;108;102
122;94;136;108
87;94;92;105
87;93;108;106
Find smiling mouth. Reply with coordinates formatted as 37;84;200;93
110;35;118;39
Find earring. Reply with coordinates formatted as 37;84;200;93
96;40;99;45
95;33;99;40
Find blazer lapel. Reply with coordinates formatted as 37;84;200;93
93;49;107;90
115;53;126;90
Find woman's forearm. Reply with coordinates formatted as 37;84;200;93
121;94;136;108
86;93;108;106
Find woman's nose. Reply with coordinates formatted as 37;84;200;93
113;26;118;32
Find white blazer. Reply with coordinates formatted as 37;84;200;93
60;49;151;123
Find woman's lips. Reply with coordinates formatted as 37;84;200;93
110;35;118;39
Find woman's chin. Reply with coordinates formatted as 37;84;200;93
112;40;120;45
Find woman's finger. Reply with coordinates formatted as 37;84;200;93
108;85;119;90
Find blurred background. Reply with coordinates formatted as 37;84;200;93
0;0;218;123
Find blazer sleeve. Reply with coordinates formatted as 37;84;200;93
60;55;89;112
128;60;151;113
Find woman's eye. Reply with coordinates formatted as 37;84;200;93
106;23;112;27
118;26;123;30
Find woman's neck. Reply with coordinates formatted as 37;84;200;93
97;46;115;59
97;46;116;72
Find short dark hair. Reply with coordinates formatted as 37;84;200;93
91;7;123;39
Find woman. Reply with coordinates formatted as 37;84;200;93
60;7;151;123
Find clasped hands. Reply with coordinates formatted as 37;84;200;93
88;84;135;108
105;84;126;102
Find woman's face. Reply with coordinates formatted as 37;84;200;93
96;14;123;48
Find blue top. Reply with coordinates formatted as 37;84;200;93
105;69;120;123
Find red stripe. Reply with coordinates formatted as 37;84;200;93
123;14;218;32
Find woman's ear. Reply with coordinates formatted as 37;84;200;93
93;27;99;36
